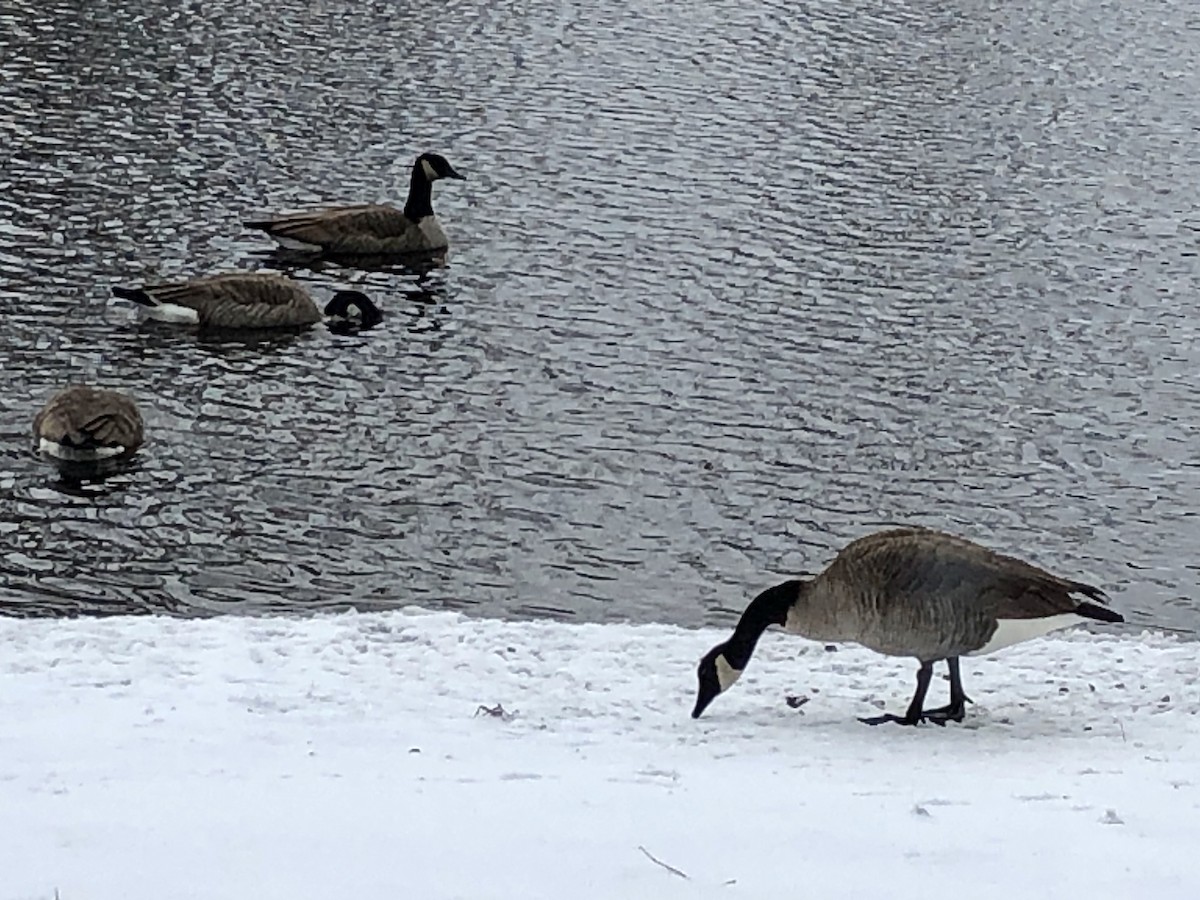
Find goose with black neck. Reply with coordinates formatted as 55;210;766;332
692;527;1123;726
245;152;466;256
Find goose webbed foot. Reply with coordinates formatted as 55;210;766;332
859;659;969;726
920;697;970;724
858;711;928;727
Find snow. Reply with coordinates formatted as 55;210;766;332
1;608;1197;900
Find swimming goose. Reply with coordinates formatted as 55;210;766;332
33;385;144;466
113;274;380;331
692;527;1123;726
244;152;466;256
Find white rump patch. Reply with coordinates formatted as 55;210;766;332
145;303;200;324
39;438;123;461
420;158;438;181
969;614;1086;656
715;654;742;691
273;235;322;251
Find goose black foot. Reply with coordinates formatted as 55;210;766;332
921;698;970;724
858;712;925;727
859;659;972;727
858;711;947;727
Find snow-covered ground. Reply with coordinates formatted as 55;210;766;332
1;608;1196;900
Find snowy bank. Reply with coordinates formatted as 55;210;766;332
1;609;1197;900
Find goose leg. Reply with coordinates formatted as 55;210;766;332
922;657;971;723
860;660;934;726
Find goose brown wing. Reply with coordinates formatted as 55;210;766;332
249;205;411;244
34;388;143;450
834;528;1113;620
142;274;320;327
83;405;143;448
142;274;300;307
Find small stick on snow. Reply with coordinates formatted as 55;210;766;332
638;845;690;879
474;703;515;721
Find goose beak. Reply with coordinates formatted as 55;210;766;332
446;166;466;181
692;652;725;719
692;689;717;719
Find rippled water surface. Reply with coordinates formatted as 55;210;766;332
3;0;1200;629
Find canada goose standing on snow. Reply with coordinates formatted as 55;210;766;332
113;274;381;331
692;527;1123;726
33;386;144;471
244;152;466;256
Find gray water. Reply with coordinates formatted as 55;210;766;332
2;0;1199;630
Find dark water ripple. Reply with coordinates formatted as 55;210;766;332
2;0;1200;631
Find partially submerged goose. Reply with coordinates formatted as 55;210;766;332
113;274;380;331
693;527;1123;726
324;288;383;333
244;152;466;256
33;385;144;470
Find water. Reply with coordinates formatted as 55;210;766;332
2;0;1200;630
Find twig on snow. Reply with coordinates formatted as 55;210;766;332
638;845;690;880
474;703;516;721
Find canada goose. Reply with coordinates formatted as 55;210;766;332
244;152;466;256
692;527;1123;726
113;274;380;331
33;385;144;465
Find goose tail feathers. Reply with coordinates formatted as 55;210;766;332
112;285;155;306
1071;582;1123;623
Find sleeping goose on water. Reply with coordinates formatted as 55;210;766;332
692;527;1123;726
33;385;144;467
113;273;380;331
244;152;465;256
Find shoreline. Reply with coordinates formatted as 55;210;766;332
2;609;1195;899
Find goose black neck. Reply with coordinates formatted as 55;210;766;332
357;296;383;327
723;580;800;670
404;164;434;222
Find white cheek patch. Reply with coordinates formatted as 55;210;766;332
420;158;438;180
345;303;361;318
715;654;742;691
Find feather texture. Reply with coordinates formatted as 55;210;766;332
33;386;144;461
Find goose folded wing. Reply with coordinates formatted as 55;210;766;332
263;205;410;244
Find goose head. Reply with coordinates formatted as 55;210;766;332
325;290;383;330
691;579;801;719
692;644;744;719
416;152;466;183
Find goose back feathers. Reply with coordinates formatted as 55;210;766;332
33;386;144;464
791;527;1118;660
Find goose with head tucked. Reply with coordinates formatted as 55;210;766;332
33;385;144;470
113;273;381;331
244;152;466;256
692;527;1123;726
